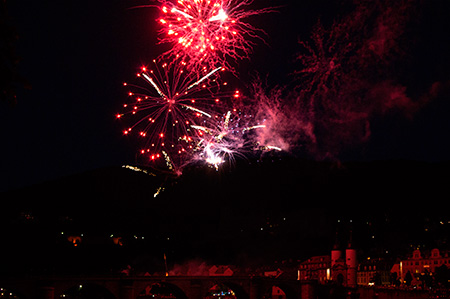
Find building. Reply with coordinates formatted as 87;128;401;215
298;255;331;283
330;231;357;287
357;258;392;286
393;248;450;286
298;230;357;287
209;265;234;276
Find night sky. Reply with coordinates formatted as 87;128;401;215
1;0;450;192
2;0;450;281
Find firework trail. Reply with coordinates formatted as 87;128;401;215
118;58;234;172
156;0;272;71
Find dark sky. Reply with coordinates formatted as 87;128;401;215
1;0;450;192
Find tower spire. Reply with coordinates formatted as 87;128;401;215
333;229;340;250
347;229;353;249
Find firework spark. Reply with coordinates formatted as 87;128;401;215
119;0;279;172
157;0;272;71
191;109;278;170
118;58;232;172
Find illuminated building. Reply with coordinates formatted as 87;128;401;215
298;230;357;287
393;248;450;286
330;231;357;287
357;258;391;286
298;256;331;283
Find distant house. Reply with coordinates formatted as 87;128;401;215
209;265;234;276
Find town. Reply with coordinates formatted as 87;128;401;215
1;162;450;299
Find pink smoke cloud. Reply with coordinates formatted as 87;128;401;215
250;0;446;161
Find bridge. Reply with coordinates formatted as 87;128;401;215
0;275;318;299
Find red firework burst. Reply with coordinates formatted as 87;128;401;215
157;0;271;71
117;58;236;171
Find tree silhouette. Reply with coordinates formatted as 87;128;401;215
404;271;413;286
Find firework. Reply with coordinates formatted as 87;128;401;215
156;0;271;71
296;23;355;105
118;58;232;172
191;109;278;170
119;0;279;172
